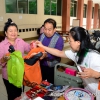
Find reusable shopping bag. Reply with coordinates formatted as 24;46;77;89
7;51;24;88
23;47;45;87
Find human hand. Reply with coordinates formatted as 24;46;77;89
4;55;10;61
40;52;47;60
30;41;37;49
1;53;10;63
35;41;44;48
80;66;85;72
78;68;100;79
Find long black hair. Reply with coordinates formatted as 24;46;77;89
70;27;98;64
3;18;18;39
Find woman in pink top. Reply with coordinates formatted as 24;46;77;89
0;18;30;100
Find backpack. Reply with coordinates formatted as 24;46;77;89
23;47;45;87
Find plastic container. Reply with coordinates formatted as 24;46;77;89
64;88;94;100
65;67;76;76
54;63;83;87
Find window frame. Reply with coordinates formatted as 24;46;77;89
44;0;62;16
70;0;77;17
83;4;87;18
5;0;37;14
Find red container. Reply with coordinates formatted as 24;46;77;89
65;67;76;76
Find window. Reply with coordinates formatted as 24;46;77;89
92;7;94;18
98;9;100;19
29;0;37;14
18;0;28;14
44;0;62;16
5;0;37;14
70;0;77;17
92;8;100;19
6;0;17;13
51;0;57;15
57;0;61;15
44;0;50;15
83;4;87;18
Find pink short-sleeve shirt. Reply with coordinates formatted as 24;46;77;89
0;37;30;80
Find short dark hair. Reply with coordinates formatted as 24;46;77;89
3;18;18;37
44;18;56;29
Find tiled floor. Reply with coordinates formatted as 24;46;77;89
0;73;30;100
0;74;7;100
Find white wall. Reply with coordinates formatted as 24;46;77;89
0;0;97;39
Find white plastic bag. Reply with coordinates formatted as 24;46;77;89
96;81;100;100
96;89;100;100
20;93;31;100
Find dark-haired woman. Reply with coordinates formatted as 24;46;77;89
36;27;100;94
0;18;30;100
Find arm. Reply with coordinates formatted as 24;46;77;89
0;44;9;66
78;68;100;79
22;40;31;53
36;40;67;58
78;53;100;79
0;54;10;64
